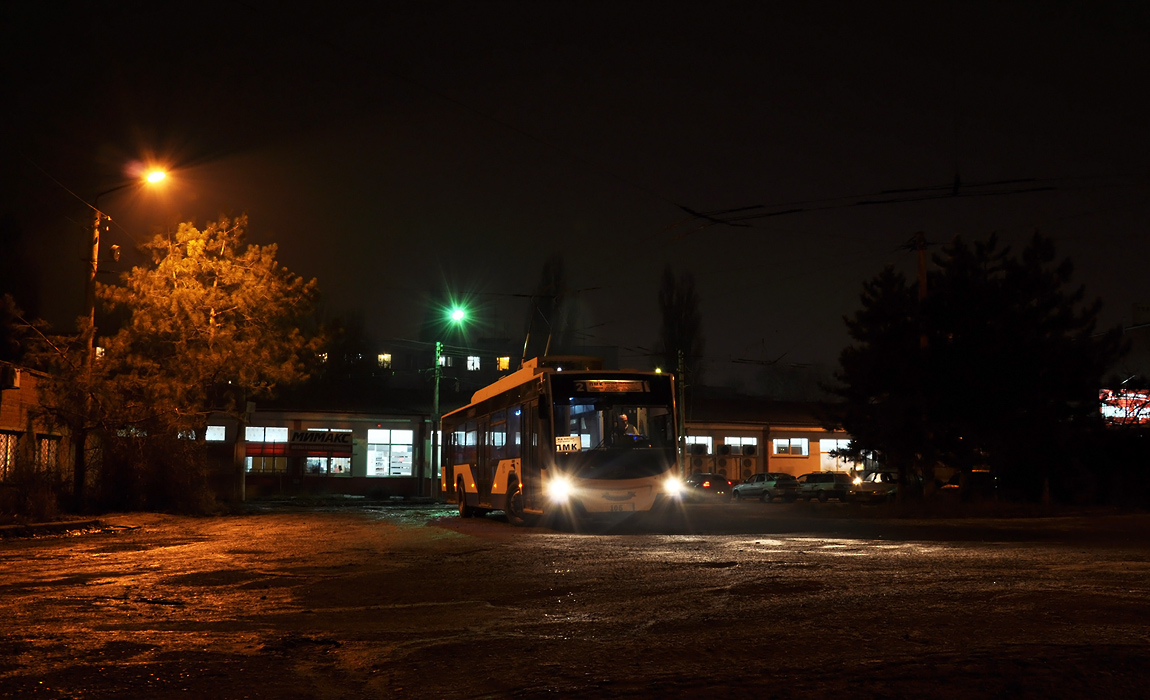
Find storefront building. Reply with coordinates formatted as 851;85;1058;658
206;409;432;500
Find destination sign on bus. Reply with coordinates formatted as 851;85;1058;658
555;436;582;453
572;380;649;393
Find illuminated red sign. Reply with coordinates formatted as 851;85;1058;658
1100;389;1150;425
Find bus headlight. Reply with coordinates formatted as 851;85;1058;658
546;476;573;504
664;476;685;496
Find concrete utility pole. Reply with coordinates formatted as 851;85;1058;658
677;349;686;476
429;341;443;500
915;231;929;349
73;171;167;508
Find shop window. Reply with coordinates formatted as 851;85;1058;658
305;456;352;475
245;456;287;473
366;428;415;477
245;427;290;473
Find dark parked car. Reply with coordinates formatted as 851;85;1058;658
732;473;800;502
798;472;853;502
847;471;926;503
849;471;926;503
683;472;732;502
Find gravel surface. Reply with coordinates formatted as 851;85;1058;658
1;503;1148;699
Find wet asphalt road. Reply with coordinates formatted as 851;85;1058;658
1;501;1148;699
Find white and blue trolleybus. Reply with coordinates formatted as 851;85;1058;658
442;356;684;522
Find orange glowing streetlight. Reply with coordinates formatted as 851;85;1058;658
85;168;167;351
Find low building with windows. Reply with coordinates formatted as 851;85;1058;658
204;405;433;500
684;393;858;483
0;363;70;502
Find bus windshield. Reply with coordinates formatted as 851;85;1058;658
553;401;674;451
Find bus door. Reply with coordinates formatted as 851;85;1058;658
508;404;532;507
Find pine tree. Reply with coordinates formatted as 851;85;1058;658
831;233;1125;501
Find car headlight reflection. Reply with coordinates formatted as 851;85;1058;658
546;476;574;504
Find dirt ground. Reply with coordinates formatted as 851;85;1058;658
1;503;1149;699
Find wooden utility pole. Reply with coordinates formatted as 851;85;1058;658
915;231;929;349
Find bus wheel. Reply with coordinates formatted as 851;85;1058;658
505;483;526;526
457;481;472;518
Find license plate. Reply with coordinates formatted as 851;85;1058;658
610;503;635;512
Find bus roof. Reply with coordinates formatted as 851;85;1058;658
443;356;673;422
465;356;603;406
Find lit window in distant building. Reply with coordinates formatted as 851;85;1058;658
723;437;757;448
245;426;290;473
439;355;454;368
1;432;19;480
685;435;713;454
773;438;809;456
819;438;854;470
205;425;227;442
467;356;481;371
496;356;511;371
37;436;59;472
95;346;105;360
378;353;392;369
366;428;414;477
319;352;328;363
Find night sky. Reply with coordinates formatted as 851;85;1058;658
3;1;1148;387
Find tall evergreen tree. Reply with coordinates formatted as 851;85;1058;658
831;233;1125;501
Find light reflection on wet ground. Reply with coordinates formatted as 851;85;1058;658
1;504;1148;699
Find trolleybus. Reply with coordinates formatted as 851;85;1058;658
442;356;684;522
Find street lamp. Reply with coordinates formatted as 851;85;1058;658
429;305;467;499
85;169;167;358
74;169;167;507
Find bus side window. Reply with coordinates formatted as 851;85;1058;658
461;419;478;468
507;406;522;460
489;410;507;463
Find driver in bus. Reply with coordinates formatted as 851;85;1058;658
619;413;640;436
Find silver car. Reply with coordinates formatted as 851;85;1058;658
732;472;800;502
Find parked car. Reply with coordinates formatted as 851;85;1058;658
847;471;899;503
798;472;853;502
683;472;732;502
939;469;996;502
848;471;924;503
732;473;800;502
